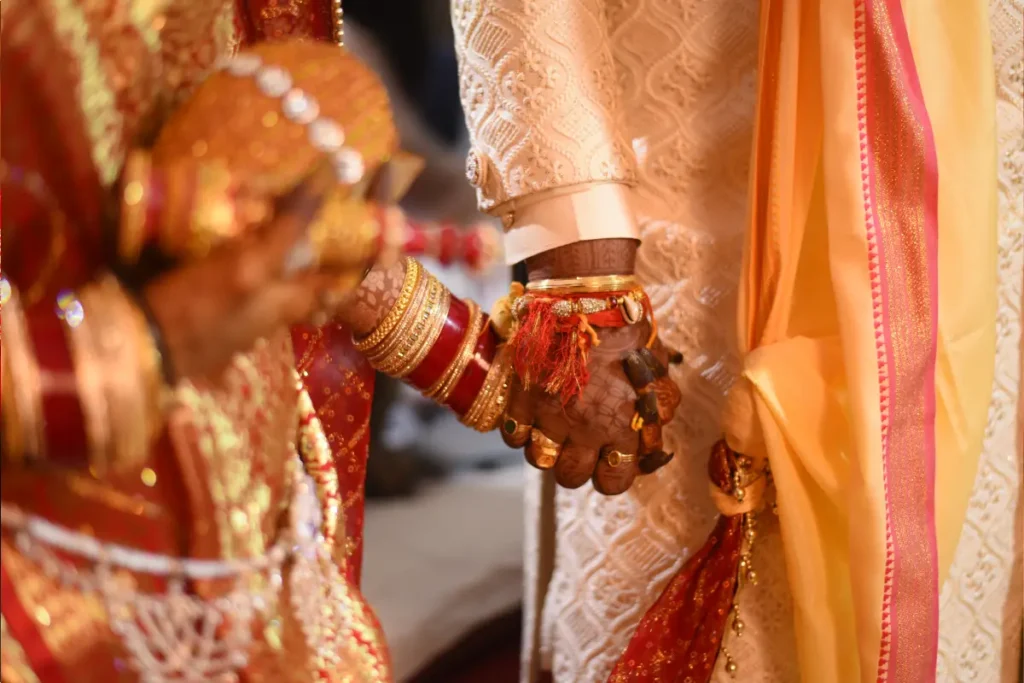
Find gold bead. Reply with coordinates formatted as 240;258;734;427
747;569;759;585
725;659;738;675
734;487;746;502
732;619;745;636
140;467;158;487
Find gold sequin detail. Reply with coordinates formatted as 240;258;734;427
2;539;112;677
1;615;41;683
173;331;297;560
297;386;343;553
46;0;125;186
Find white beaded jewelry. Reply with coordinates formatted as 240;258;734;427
218;52;365;186
0;456;354;682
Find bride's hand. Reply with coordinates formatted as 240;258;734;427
143;164;340;382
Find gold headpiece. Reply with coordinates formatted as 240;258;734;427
152;40;421;275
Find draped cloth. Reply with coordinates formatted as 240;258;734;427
612;0;998;680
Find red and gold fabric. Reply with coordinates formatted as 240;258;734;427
0;0;392;680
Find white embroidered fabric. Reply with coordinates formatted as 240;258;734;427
453;1;1023;681
937;2;1024;681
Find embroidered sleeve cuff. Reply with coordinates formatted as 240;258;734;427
502;183;640;264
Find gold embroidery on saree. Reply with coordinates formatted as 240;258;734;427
0;616;41;683
45;0;125;187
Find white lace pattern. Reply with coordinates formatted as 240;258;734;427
454;1;1023;681
937;2;1024;681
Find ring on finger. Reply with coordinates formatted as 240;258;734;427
527;429;562;470
501;415;533;447
603;450;637;468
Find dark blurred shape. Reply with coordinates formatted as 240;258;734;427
344;0;461;144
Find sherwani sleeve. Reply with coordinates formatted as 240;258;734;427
451;0;640;264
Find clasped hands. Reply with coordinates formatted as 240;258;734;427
500;320;681;496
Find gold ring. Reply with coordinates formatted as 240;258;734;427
527;429;562;470
501;415;533;448
604;450;637;468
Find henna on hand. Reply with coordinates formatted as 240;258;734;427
507;239;689;494
527;322;647;495
332;260;406;337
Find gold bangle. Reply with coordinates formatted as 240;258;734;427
65;291;113;468
353;258;421;353
119;150;151;265
425;301;483;403
365;271;430;369
392;281;450;378
525;274;638;294
461;346;513;432
373;275;447;376
72;277;166;476
1;291;43;462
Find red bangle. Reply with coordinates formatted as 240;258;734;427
23;301;89;466
404;296;472;391
445;320;499;417
382;288;500;420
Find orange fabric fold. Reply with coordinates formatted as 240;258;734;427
610;0;997;680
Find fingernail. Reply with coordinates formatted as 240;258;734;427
638;347;668;378
622;351;655;388
639;450;673;474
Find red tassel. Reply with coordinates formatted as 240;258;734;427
507;298;594;404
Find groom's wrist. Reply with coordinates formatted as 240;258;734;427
525;238;638;281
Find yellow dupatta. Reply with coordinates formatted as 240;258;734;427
732;1;998;681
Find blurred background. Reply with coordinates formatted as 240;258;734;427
342;3;524;680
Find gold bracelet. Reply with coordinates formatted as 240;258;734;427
525;274;638;294
392;283;450;378
461;346;513;432
72;277;166;476
353;257;421;353
425;301;483;403
1;291;43;462
65;290;113;468
365;270;431;369
373;274;447;376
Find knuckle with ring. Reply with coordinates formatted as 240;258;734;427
603;449;637;468
527;429;562;470
501;415;533;446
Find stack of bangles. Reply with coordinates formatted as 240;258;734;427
494;273;682;475
353;257;513;432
